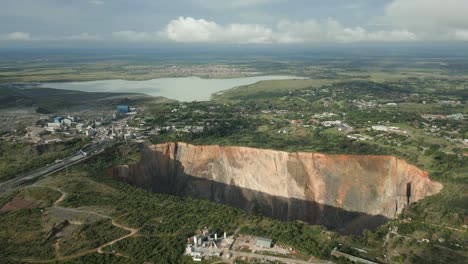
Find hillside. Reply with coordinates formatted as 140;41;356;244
0;84;152;112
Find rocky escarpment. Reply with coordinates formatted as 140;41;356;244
110;142;442;233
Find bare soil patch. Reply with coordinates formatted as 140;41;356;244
0;196;39;212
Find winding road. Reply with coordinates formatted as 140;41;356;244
15;186;140;263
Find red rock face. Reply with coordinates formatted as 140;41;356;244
111;142;442;233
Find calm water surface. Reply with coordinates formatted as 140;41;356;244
41;76;305;101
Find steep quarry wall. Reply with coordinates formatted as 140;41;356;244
110;142;442;233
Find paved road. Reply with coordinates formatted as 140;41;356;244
0;141;112;194
229;250;333;264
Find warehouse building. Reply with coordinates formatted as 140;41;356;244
255;237;273;248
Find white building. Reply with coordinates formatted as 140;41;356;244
62;118;73;126
191;126;204;133
44;138;62;144
76;123;85;132
321;120;342;127
124;133;133;140
314;112;337;118
372;125;389;132
85;126;96;137
372;125;405;133
47;122;62;129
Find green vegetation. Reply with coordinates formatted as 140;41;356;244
133;74;466;263
240;221;338;259
0;53;256;83
0;53;467;263
0;138;466;264
0;143;345;263
212;79;335;102
0;209;56;260
17;187;62;207
0;138;88;182
60;219;128;256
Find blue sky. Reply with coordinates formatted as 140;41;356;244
1;0;467;45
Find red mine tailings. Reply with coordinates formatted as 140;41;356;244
0;196;40;213
110;142;442;233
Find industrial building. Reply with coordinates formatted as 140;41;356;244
62;118;72;126
255;237;273;248
54;116;64;123
184;228;233;262
76;123;85;132
47;122;62;131
117;105;130;113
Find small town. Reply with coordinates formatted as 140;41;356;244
1;96;467;154
122;64;256;78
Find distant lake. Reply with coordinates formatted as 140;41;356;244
41;76;305;101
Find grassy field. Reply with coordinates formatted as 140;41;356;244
0;59;254;83
212;79;336;102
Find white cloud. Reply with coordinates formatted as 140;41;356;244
0;16;424;44
454;29;468;41
193;0;278;8
384;0;468;39
0;32;32;41
5;0;468;45
227;0;275;7
279;18;417;43
39;33;103;41
88;0;105;5
163;17;221;42
153;17;418;44
1;0;467;45
159;17;274;43
0;32;104;42
61;32;103;41
113;30;160;42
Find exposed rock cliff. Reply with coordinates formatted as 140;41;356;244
110;142;442;233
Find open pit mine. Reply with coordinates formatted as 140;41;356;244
110;142;442;233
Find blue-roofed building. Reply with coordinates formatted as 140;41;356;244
117;105;130;113
54;116;64;123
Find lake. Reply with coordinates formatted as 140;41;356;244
40;75;305;101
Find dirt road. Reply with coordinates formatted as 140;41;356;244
16;186;140;263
